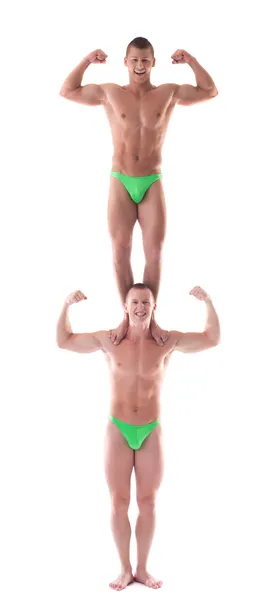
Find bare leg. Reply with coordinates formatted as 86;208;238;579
138;179;168;346
104;419;135;590
107;176;137;345
134;425;164;589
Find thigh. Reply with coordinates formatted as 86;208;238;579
107;175;137;244
134;424;164;500
137;179;167;247
104;419;135;500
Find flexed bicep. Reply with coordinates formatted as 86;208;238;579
173;331;216;353
61;331;105;353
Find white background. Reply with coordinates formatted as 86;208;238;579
1;0;275;598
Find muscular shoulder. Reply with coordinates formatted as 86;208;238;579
101;83;125;103
95;330;113;351
154;83;178;102
164;330;180;350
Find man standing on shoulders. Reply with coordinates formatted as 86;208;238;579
56;284;220;590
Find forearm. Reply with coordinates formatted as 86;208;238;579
56;302;73;346
60;56;91;94
188;57;218;94
204;300;220;343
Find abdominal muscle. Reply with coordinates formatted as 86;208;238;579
111;126;164;176
109;375;162;425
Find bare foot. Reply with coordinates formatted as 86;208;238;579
109;316;129;346
109;570;134;591
134;568;163;589
150;317;169;347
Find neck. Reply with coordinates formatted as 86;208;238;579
126;322;152;341
128;80;154;95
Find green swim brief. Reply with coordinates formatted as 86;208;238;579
110;415;160;450
110;171;162;204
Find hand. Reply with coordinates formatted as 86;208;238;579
189;286;211;302
171;49;194;64
65;290;87;305
87;49;108;64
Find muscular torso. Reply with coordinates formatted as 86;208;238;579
102;83;177;175
100;332;177;424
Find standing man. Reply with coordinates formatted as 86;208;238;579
60;38;218;346
56;284;220;590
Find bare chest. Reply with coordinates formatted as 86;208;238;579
107;341;170;379
105;86;175;131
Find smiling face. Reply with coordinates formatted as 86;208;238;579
125;286;156;326
124;45;155;84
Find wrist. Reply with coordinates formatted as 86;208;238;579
188;56;197;67
82;56;91;68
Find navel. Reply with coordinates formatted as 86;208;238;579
135;155;140;161
157;112;161;118
121;113;126;119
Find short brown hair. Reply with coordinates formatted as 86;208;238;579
126;37;154;57
126;282;155;300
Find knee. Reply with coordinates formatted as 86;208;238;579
111;492;130;514
111;236;132;264
137;493;156;514
144;239;164;263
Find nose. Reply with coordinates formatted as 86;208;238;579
137;61;144;70
137;302;144;311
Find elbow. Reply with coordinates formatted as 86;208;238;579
56;338;67;349
209;85;218;98
206;330;220;348
59;87;68;98
211;333;221;347
60;86;80;98
59;85;74;98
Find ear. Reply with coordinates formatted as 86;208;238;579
152;58;156;67
153;302;157;312
124;57;128;66
124;303;128;313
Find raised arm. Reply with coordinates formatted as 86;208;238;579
59;49;108;106
171;49;218;106
174;286;220;353
56;290;105;353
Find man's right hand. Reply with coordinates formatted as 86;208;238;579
86;49;108;64
65;290;87;305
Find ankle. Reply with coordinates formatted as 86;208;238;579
136;564;147;572
121;562;132;573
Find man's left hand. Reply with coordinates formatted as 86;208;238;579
171;49;194;64
189;286;211;302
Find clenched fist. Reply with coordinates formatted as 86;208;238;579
87;49;108;64
65;290;87;305
171;49;194;64
189;286;211;302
